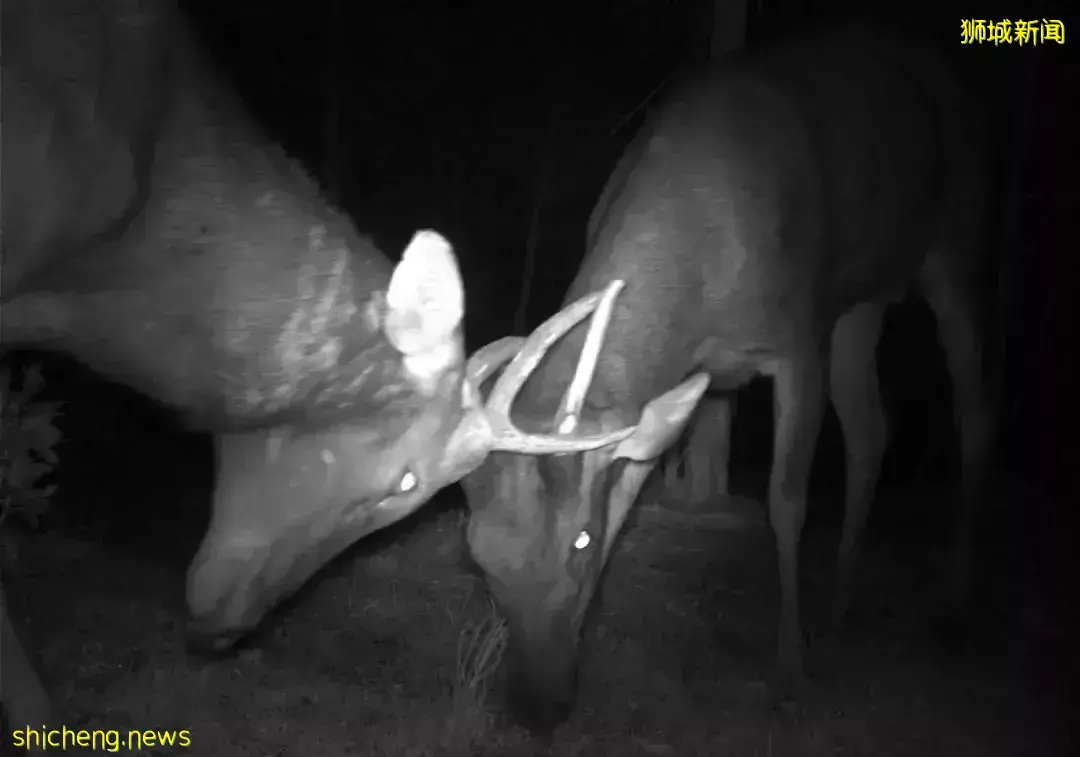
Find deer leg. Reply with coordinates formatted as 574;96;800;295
768;352;827;690
687;394;737;505
1;587;56;727
920;251;990;615
829;302;890;629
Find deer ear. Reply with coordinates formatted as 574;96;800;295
383;231;465;395
613;373;710;462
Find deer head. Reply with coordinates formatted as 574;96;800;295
461;283;709;730
185;234;641;647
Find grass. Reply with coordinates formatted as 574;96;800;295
0;451;1064;756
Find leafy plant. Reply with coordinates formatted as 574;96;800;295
0;364;64;532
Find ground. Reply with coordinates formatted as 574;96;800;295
1;444;1066;757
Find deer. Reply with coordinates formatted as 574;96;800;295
461;22;993;732
0;0;632;726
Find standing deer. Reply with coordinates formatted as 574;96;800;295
462;23;992;732
0;0;630;726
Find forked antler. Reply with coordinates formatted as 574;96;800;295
463;280;635;454
552;277;620;435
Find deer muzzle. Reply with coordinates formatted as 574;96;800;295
507;641;579;734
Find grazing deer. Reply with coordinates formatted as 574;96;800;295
0;0;629;725
462;23;992;732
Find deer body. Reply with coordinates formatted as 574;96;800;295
465;24;990;732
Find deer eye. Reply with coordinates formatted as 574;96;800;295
397;469;418;494
573;530;592;550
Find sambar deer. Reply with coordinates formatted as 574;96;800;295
0;0;631;727
462;23;993;731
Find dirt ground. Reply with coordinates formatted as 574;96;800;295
2;455;1069;757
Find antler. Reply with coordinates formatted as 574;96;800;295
552;277;620;434
463;280;635;455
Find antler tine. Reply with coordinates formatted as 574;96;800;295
553;279;623;434
486;285;610;420
462;336;525;410
484;279;636;455
486;417;635;455
466;336;525;388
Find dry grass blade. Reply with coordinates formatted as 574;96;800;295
454;601;507;702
